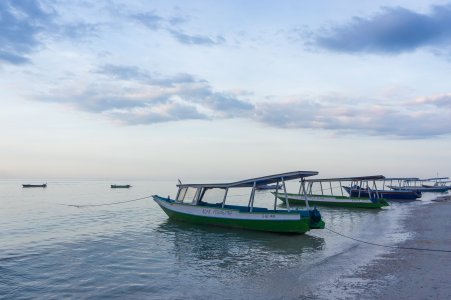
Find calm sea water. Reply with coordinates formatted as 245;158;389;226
0;180;446;299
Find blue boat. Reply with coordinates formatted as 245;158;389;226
342;186;421;200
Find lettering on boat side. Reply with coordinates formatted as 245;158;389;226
202;209;233;216
262;214;276;219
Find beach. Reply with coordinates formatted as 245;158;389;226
322;196;451;299
360;196;451;299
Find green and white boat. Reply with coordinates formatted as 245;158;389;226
274;176;390;209
153;171;325;234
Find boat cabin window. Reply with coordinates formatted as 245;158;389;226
176;187;198;204
200;188;226;206
176;187;227;206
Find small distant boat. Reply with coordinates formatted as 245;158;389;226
111;184;131;188
153;171;325;234
22;183;47;188
255;184;282;190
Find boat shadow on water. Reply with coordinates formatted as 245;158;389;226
152;219;325;277
154;219;325;257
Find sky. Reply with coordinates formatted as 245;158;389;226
1;0;451;181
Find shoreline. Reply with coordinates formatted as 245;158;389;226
346;196;451;299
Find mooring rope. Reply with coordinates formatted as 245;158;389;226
325;227;451;253
59;195;153;208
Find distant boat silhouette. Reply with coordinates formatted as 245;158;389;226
22;183;47;188
111;184;131;188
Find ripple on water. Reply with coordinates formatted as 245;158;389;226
1;180;446;299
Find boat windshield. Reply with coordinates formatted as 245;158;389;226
177;187;227;206
176;187;198;204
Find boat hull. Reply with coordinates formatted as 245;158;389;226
153;196;324;234
389;186;448;193
276;193;389;209
342;186;421;200
22;184;47;188
111;185;131;188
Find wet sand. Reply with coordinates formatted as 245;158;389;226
344;196;451;299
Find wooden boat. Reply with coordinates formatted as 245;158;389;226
420;185;448;192
387;177;449;193
274;176;389;208
111;184;131;188
153;171;325;234
342;186;421;200
421;177;450;192
22;183;47;188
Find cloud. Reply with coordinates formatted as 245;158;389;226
130;10;225;46
41;64;253;124
168;30;225;46
253;96;451;138
96;64;152;82
0;0;53;65
57;22;101;40
414;93;451;108
96;64;198;87
38;63;451;138
108;101;209;125
309;4;451;54
0;1;103;65
130;12;165;30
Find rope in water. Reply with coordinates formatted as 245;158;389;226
60;195;153;208
59;193;451;253
325;227;451;253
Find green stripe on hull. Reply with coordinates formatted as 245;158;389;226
276;194;389;209
158;204;320;234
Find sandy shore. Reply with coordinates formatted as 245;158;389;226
238;196;451;300
348;196;451;299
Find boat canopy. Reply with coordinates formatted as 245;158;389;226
383;177;420;181
304;175;385;183
177;171;319;189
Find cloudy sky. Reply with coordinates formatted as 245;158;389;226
1;0;451;180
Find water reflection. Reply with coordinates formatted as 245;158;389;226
155;220;324;279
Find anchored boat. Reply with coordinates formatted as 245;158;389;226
388;177;449;193
274;176;389;208
153;171;325;234
111;184;132;188
22;183;47;188
342;177;423;200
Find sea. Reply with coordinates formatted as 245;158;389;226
0;179;446;299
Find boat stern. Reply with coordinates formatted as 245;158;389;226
308;208;325;229
370;197;390;207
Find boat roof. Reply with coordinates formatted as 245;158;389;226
177;171;319;189
304;175;385;183
383;177;420;181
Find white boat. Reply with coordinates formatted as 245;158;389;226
153;171;325;234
